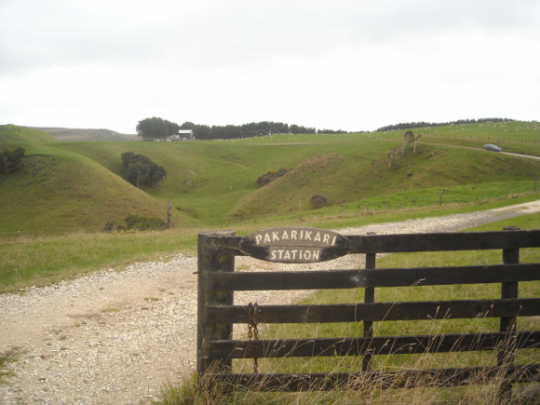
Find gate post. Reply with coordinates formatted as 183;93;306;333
498;226;520;401
197;230;235;376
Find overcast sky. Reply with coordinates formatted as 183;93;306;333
1;0;539;134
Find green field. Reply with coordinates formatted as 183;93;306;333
1;121;540;292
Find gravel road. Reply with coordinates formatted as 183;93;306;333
1;199;540;405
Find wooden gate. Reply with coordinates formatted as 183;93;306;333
197;226;540;396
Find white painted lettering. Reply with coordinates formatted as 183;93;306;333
282;231;289;240
312;250;320;261
300;230;304;239
304;250;311;260
291;250;298;259
323;234;330;244
314;232;321;242
284;250;291;260
256;235;263;244
331;236;337;245
305;231;312;240
271;250;277;260
272;231;279;241
264;233;271;243
278;250;284;259
291;231;297;240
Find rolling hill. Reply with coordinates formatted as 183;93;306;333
1;121;539;235
30;127;136;142
0;126;196;234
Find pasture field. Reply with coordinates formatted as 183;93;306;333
158;212;540;405
1;122;540;292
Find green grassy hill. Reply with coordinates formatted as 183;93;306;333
0;128;196;235
50;125;540;224
0;124;57;143
1;121;539;235
32;127;136;141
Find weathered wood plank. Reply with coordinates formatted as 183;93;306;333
208;263;540;291
207;364;540;391
197;230;235;374
206;298;540;324
205;331;540;359
203;230;540;256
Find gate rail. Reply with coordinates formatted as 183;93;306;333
197;227;540;397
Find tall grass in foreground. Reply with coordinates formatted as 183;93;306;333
155;216;540;405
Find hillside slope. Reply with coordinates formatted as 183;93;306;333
0;129;196;234
31;127;136;141
0;125;57;143
228;142;540;217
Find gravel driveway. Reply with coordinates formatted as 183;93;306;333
1;199;539;405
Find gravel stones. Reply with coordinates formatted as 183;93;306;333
1;203;537;404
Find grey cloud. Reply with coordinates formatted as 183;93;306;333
1;0;538;77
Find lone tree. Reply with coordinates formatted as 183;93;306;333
0;147;25;174
121;152;167;188
136;117;181;141
402;130;421;155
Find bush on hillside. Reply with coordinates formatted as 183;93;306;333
0;147;25;174
256;168;289;186
309;194;329;209
104;214;167;232
123;214;167;231
121;152;167;188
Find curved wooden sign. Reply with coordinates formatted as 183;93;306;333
239;227;351;263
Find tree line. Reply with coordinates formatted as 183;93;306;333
376;118;515;132
136;117;348;141
180;121;349;139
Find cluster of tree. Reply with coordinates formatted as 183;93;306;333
256;168;290;186
179;121;348;140
317;128;348;134
376;118;514;132
0;147;25;174
136;117;181;141
121;152;167;188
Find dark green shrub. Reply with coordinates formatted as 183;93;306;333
123;214;166;231
309;194;329;209
256;168;289;186
0;147;25;174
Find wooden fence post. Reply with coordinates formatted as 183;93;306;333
363;232;377;372
498;226;520;401
167;201;172;228
197;230;236;377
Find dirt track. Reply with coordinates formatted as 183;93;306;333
1;199;540;405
